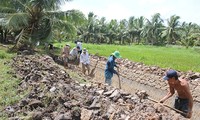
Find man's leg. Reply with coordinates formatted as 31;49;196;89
174;96;189;117
65;57;69;68
63;56;67;68
86;64;90;75
105;78;112;86
174;96;180;110
179;98;189;116
82;63;86;74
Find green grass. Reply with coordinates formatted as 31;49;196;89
53;42;200;72
0;46;27;119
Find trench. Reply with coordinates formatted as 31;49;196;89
86;59;200;120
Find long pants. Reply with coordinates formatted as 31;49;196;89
105;78;112;85
82;63;90;74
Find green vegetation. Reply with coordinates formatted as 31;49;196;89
1;1;200;52
54;42;200;72
0;46;27;119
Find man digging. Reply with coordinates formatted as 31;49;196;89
61;44;70;68
104;51;121;86
80;48;90;75
159;70;193;118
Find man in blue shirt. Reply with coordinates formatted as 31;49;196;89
105;51;122;85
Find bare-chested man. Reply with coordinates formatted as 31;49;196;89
159;70;193;118
61;44;70;68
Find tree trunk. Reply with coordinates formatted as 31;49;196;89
3;30;8;43
0;29;3;43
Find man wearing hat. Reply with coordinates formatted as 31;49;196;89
80;48;90;75
159;70;193;118
61;44;70;68
104;51;121;85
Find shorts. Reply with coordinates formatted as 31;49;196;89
174;96;189;116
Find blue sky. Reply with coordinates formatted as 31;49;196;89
61;0;200;24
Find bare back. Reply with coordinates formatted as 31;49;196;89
62;46;70;57
170;79;191;99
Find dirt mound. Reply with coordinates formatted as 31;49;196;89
2;54;187;120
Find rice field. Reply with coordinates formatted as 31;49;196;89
54;42;200;72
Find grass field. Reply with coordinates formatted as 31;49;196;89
0;46;28;119
54;42;200;72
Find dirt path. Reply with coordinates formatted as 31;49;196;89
79;56;200;120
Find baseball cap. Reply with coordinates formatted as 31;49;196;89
163;70;178;80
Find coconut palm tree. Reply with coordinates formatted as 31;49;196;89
118;19;128;44
162;15;181;45
78;12;97;43
178;22;200;48
0;0;85;51
128;16;145;44
106;19;119;44
142;13;164;45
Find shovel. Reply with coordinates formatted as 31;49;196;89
117;67;121;89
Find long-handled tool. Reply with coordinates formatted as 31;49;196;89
89;55;100;77
117;67;121;89
147;97;187;116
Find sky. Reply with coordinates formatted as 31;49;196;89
60;0;200;24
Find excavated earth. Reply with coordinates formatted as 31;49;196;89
1;53;199;120
86;55;200;120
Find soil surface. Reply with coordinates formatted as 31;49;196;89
2;54;200;120
86;55;200;120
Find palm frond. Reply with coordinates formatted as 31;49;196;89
15;28;31;49
65;9;86;26
0;7;16;13
31;17;52;43
52;18;76;34
30;0;72;10
6;13;29;30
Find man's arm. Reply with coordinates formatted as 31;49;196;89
184;83;193;118
107;61;117;74
159;85;175;103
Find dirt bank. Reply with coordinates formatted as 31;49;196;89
84;55;200;120
2;54;189;120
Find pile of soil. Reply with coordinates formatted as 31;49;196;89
3;54;187;120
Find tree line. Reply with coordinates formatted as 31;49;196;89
0;0;200;51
